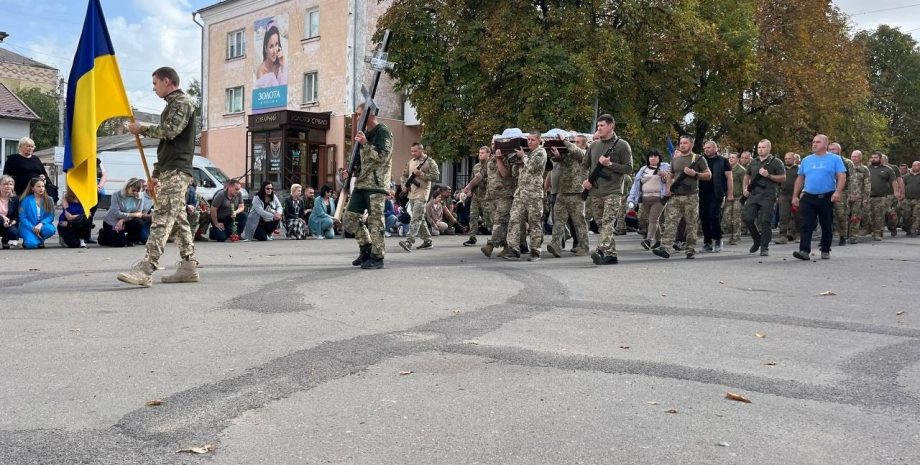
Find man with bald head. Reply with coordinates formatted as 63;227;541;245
792;134;847;260
848;150;871;243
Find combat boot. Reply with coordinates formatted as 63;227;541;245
481;243;494;257
590;250;605;265
547;243;561;257
117;261;156;287
399;240;412;252
463;237;477;246
161;260;200;283
352;245;372;266
520;243;530;254
497;246;511;258
360;256;385;269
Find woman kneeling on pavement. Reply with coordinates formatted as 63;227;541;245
309;184;337;239
242;180;282;241
18;177;56;249
98;178;145;247
58;189;93;248
1;175;21;249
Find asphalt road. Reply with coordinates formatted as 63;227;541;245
1;231;918;464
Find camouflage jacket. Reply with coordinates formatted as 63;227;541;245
512;147;547;200
484;155;514;199
470;161;488;198
141;90;196;178
841;156;856;196
851;164;871;199
355;123;394;194
553;140;588;194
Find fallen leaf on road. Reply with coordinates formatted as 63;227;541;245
620;345;630;349
647;401;659;405
819;291;836;296
157;266;165;270
661;294;667;297
719;281;724;284
725;392;752;403
755;333;766;338
69;328;81;332
896;311;906;315
28;268;39;271
398;371;413;376
453;309;461;314
717;442;730;447
666;409;678;414
144;399;164;406
764;361;777;366
177;444;216;454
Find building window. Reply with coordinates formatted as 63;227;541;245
227;30;245;59
302;72;318;104
304;8;319;39
225;86;244;114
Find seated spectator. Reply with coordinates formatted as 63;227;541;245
167;178;200;243
397;205;411;237
98;178;145;247
209;180;246;242
284;183;309;240
139;180;157;244
1;175;21;249
18;176;56;249
309;184;337;239
384;189;398;237
426;194;449;236
57;189;92;248
193;192;210;240
242;180;282;241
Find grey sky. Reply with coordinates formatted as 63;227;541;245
835;0;920;38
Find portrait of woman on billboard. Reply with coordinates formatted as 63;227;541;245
254;17;288;89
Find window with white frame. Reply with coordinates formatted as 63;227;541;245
302;72;318;104
227;30;245;59
225;86;244;113
304;8;319;39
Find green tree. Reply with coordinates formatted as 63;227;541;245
855;25;920;163
187;78;202;117
14;86;60;150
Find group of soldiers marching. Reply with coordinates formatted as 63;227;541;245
394;114;920;265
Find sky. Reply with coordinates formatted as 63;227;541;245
0;0;919;115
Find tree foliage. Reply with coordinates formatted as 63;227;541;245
378;0;895;160
14;86;60;151
855;25;920;163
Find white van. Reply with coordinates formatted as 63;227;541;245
99;150;249;202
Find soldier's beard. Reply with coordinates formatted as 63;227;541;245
871;161;881;166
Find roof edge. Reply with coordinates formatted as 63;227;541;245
0;82;41;122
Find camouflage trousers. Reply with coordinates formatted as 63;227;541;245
507;195;544;255
346;190;386;258
487;196;513;247
468;194;491;239
903;198;920;232
550;193;588;253
887;195;900;230
586;194;623;255
660;194;699;255
777;195;800;240
868;197;889;238
404;199;431;245
721;198;743;242
142;171;197;267
833;197;850;239
848;196;868;241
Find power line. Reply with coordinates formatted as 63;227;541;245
0;7;200;37
3;42;201;75
850;3;920;16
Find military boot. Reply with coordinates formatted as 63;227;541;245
360;256;385;269
352;245;372;266
547;243;561;257
161;260;200;283
481;243;494;257
117;261;156;287
497;246;511;258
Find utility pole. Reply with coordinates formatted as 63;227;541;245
57;77;65;146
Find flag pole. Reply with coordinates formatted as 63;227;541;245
129;115;157;204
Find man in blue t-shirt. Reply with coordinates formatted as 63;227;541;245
791;134;847;260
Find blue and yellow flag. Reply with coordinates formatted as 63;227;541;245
64;0;132;215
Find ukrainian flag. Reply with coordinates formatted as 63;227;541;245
64;0;132;215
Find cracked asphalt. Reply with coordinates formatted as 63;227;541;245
1;232;918;464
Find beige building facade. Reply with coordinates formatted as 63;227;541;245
196;0;421;191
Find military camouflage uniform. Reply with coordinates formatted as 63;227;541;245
483;154;515;250
832;157;856;241
660;153;708;256
721;163;746;244
346;123;393;259
400;156;440;246
582;135;633;258
547;140;589;255
777;164;799;243
885;165;902;232
848;163;870;243
131;90;198;271
507;147;548;257
467;160;491;239
868;164;896;240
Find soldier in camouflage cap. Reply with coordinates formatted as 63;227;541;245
504;131;548;261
